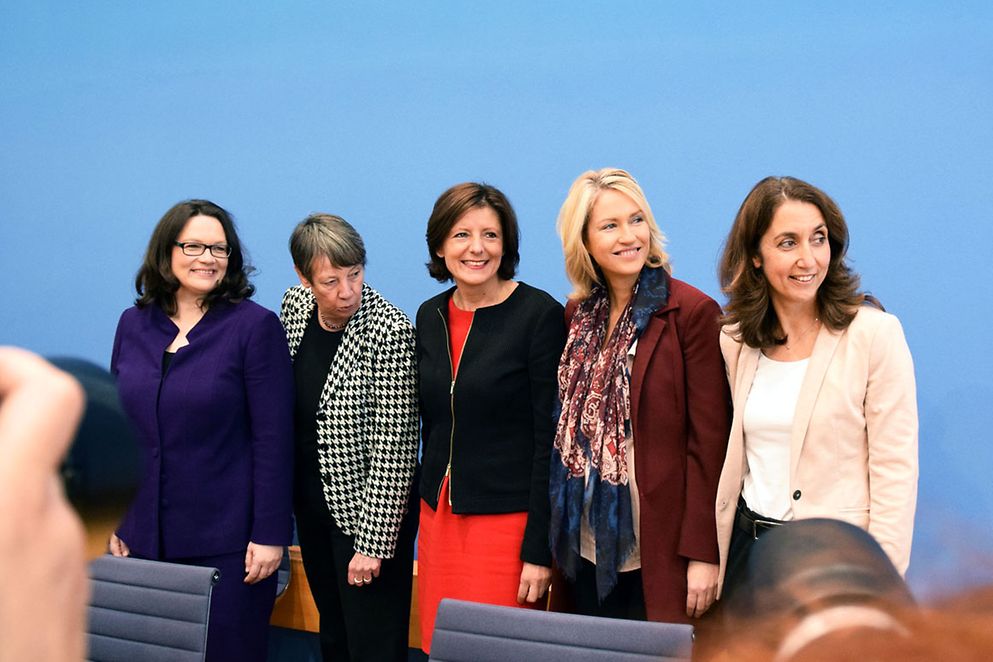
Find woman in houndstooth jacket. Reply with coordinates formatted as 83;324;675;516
281;213;419;662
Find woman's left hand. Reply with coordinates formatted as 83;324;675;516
517;562;552;604
686;560;719;617
244;542;283;585
347;552;382;587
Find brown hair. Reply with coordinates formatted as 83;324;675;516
425;182;520;283
135;199;254;315
718;176;878;348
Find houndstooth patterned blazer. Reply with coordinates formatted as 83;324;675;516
281;283;418;558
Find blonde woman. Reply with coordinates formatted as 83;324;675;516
550;168;730;623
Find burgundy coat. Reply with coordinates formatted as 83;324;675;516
565;277;730;623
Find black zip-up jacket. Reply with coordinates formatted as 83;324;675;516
416;282;565;566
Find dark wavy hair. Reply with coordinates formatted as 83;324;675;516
135;199;255;315
718;177;879;348
425;182;520;283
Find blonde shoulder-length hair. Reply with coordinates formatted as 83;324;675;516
557;168;670;300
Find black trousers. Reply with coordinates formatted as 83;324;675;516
571;558;647;621
294;470;418;662
692;505;767;660
721;500;788;616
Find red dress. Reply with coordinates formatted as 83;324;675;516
417;298;534;653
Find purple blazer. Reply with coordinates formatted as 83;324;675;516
111;299;294;559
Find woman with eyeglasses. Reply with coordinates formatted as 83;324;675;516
109;200;294;662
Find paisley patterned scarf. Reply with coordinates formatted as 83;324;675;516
549;266;669;600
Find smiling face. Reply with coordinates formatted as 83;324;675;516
437;205;505;291
171;214;228;300
584;188;650;290
298;256;364;327
754;200;831;314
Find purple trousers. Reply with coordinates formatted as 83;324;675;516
144;550;278;662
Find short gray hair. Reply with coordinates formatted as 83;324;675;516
289;213;367;280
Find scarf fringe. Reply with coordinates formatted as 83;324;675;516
549;442;638;600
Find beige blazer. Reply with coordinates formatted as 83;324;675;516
715;305;918;594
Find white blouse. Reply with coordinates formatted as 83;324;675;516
741;353;809;520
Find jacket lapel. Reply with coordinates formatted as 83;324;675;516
286;289;316;357
790;324;843;480
630;314;665;428
630;292;678;426
731;343;761;475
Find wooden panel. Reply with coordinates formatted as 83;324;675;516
269;549;423;650
408;560;420;650
269;546;320;632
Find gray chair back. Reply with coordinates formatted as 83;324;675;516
429;599;694;662
87;555;219;662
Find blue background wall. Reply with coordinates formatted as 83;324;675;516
2;2;990;598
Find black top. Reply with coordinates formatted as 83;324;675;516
416;282;566;566
293;310;344;475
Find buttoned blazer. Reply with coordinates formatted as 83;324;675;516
281;283;418;559
715;305;918;594
112;299;294;559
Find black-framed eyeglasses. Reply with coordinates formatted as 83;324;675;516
174;241;232;258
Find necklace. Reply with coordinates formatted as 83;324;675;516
319;311;348;331
785;317;820;350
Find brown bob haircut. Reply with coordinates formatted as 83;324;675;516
718;176;878;348
135;199;254;315
425;182;520;283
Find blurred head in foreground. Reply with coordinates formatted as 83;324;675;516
715;519;993;661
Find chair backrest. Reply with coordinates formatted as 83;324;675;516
87;555;219;662
429;599;694;662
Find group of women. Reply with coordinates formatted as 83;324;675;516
108;169;918;662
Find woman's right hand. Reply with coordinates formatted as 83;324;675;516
108;532;130;557
686;560;719;617
517;562;553;604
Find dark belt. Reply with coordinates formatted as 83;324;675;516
735;501;785;540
